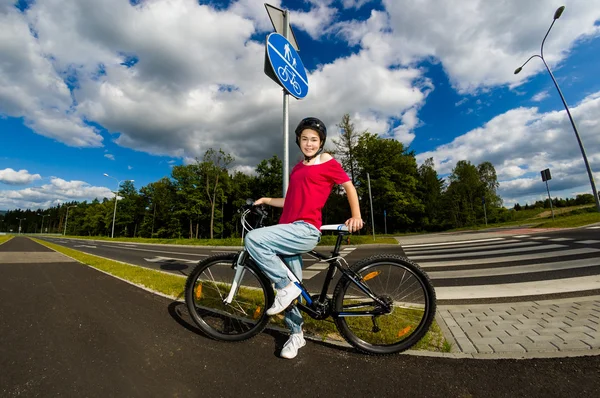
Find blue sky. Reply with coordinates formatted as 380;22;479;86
1;0;600;211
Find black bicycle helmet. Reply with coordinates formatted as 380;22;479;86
294;117;327;161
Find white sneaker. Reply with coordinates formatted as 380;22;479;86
266;283;302;316
280;332;306;359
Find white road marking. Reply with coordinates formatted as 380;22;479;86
404;241;540;255
428;257;600;279
575;240;600;244
416;248;600;267
401;238;505;248
409;244;566;260
144;256;200;264
306;263;329;271
436;274;600;300
302;270;321;279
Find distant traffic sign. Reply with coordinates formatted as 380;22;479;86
265;33;308;99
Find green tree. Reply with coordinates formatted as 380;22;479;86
331;113;363;184
200;148;234;239
354;133;423;233
171;164;205;239
417;158;445;230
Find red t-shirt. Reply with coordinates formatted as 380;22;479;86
279;158;351;229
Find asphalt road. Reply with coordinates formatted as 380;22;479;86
36;235;406;292
37;226;600;303
1;237;599;397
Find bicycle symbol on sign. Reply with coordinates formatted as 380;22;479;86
277;65;302;96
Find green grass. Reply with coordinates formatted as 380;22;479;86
444;205;598;232
533;207;600;228
0;235;13;245
32;238;447;352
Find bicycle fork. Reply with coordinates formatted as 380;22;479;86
224;250;249;304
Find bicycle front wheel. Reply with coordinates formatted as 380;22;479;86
333;254;436;355
185;253;274;342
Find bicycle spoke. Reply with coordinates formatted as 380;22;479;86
186;254;273;341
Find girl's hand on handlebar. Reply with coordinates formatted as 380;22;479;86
253;198;270;206
345;217;364;233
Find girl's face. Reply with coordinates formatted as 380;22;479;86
299;129;321;158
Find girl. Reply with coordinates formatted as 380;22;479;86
245;117;363;359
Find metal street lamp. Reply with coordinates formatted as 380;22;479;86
39;213;49;234
103;173;134;238
17;217;26;234
514;5;600;212
64;205;78;236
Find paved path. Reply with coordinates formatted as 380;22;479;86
399;226;600;358
437;297;600;358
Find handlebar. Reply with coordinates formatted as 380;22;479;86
240;199;268;232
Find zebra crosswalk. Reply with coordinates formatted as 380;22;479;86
404;236;600;302
302;247;356;279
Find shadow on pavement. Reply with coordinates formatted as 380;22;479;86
167;301;354;357
159;260;190;275
167;301;205;336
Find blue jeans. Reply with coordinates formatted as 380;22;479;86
244;221;321;334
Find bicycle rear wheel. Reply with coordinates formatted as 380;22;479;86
333;254;436;355
185;253;274;342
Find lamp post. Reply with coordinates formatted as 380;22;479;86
64;205;77;236
514;5;600;212
103;173;134;238
39;213;49;234
17;217;26;234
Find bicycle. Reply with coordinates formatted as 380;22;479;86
184;201;436;355
277;65;302;96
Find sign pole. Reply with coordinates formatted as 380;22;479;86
541;168;555;221
282;10;290;197
384;210;387;235
545;180;555;220
367;172;375;240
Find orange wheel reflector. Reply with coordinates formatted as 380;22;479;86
195;284;202;299
363;271;381;281
253;307;261;319
398;326;412;337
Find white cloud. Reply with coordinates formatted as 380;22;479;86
0;177;113;210
0;0;431;170
0;4;102;146
0;168;42;185
341;0;373;10
104;154;115;160
376;0;600;93
532;91;550;102
417;91;600;201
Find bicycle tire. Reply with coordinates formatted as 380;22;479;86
277;66;288;82
332;254;436;355
185;253;274;342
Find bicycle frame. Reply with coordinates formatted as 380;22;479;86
292;235;392;319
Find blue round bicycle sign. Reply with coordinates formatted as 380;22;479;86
266;33;309;99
